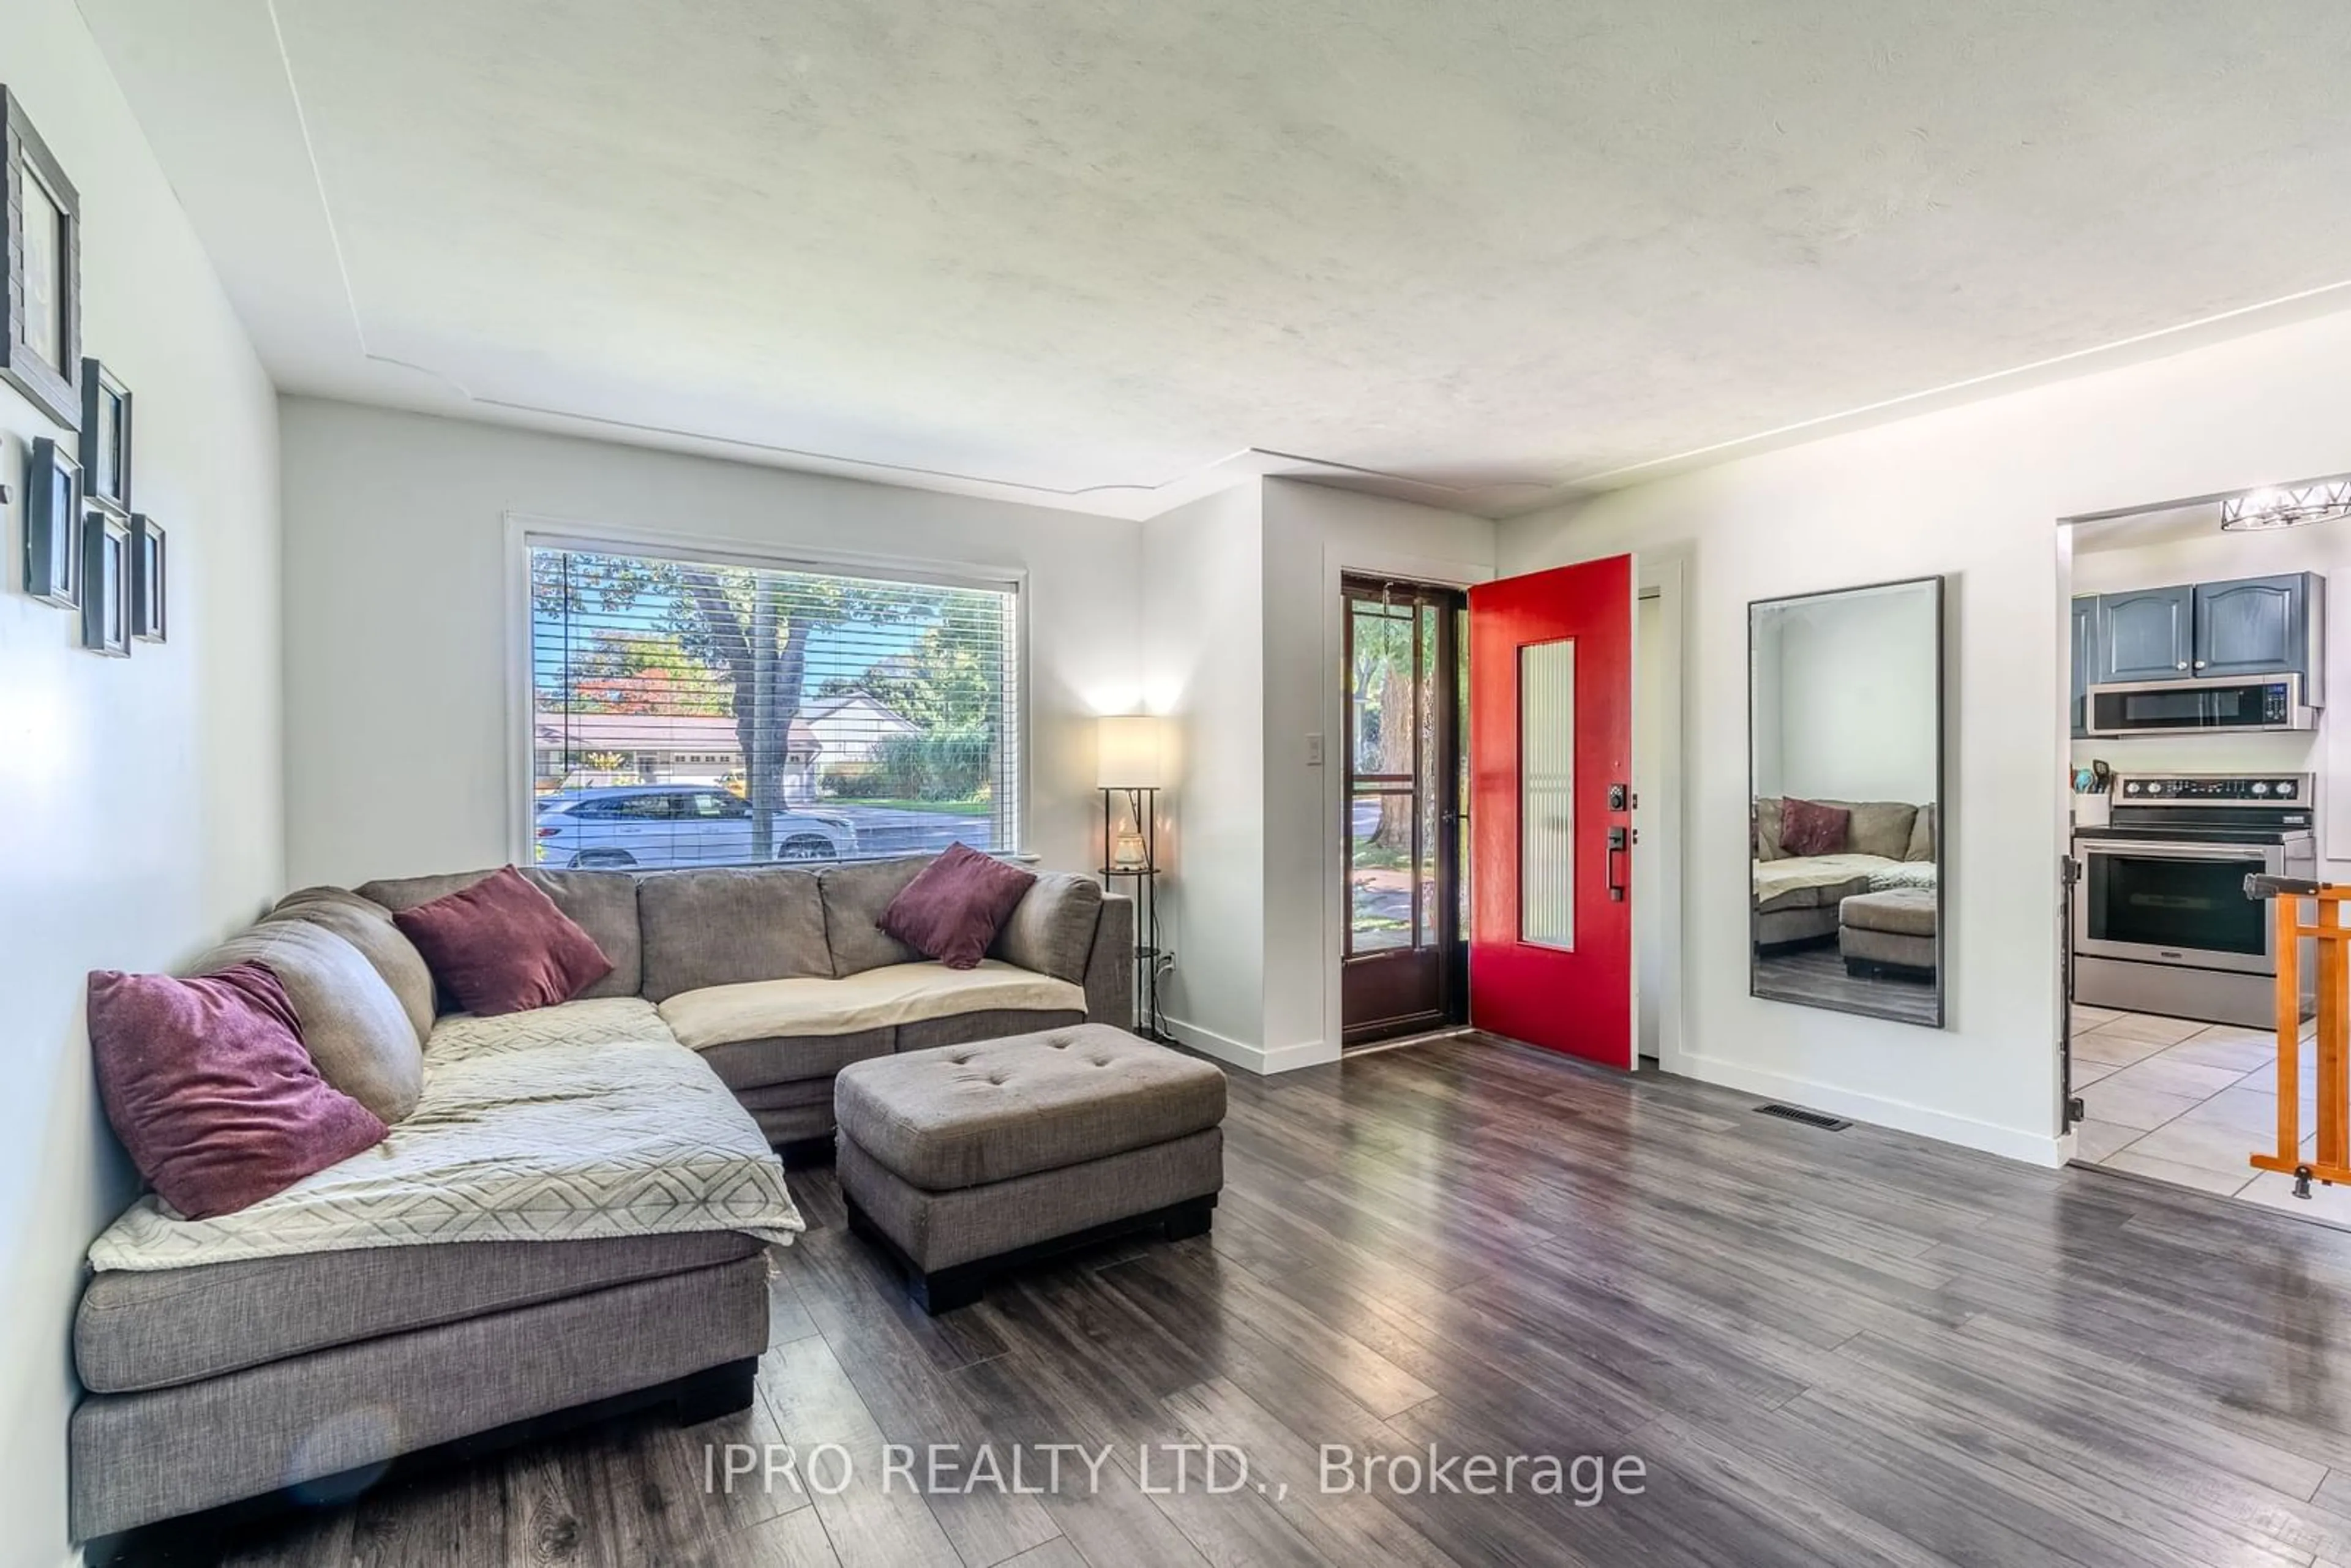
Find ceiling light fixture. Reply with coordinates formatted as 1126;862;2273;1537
2219;479;2351;531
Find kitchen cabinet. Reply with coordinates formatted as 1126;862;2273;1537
2096;584;2195;683
2071;596;2097;737
2195;573;2320;686
2077;571;2325;700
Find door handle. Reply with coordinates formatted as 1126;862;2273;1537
1607;826;1629;902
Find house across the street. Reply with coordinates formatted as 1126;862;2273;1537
802;692;921;774
533;711;823;797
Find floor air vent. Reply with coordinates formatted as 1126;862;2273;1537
1755;1103;1851;1131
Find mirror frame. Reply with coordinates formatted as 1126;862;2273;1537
1747;573;1947;1030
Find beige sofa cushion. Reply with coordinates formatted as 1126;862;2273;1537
1818;800;1919;862
261;887;436;1044
635;866;830;1002
988;873;1103;986
1756;798;1925;861
818;858;929;977
658;960;1086;1051
1905;803;1938;863
190;921;424;1123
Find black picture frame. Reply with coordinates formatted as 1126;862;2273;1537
1;89;81;430
24;434;80;607
129;512;165;642
81;506;130;656
81;359;130;509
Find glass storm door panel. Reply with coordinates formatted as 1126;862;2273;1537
1468;555;1636;1067
1341;578;1466;1046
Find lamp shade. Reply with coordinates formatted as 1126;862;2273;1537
1097;715;1164;789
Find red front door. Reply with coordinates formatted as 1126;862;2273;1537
1467;555;1635;1067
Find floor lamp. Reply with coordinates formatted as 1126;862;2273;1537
1097;715;1169;1041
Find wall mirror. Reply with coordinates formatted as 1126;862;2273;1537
1749;576;1945;1028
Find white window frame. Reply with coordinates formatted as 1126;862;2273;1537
505;513;1031;867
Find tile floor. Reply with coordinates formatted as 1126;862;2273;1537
2071;1003;2351;1218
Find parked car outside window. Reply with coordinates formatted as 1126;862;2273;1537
534;786;857;869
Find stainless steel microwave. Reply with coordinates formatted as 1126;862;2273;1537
2085;672;2316;735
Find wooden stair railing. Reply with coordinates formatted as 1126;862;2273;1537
2246;874;2341;1199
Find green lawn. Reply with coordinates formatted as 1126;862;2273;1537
829;798;991;815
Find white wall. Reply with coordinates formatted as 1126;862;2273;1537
1141;486;1267;1056
1756;587;1940;803
0;6;282;1561
2070;517;2351;873
277;399;1139;889
1501;305;2351;1166
1139;479;1493;1068
275;413;1490;1079
1260;480;1494;1064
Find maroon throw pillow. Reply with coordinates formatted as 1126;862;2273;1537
88;963;388;1220
391;865;613;1016
878;842;1038;970
1780;798;1851;858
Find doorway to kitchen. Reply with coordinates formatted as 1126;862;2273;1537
2059;479;2343;1217
1340;575;1468;1047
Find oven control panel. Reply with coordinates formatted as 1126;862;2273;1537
2114;773;2310;803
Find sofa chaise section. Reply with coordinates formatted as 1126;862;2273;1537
72;1235;767;1540
70;987;798;1544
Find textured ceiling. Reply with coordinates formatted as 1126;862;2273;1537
78;0;2351;516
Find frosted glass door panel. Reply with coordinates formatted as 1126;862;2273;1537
1520;639;1575;949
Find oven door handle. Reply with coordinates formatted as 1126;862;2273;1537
2079;839;2284;861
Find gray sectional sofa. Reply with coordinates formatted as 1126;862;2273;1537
355;857;1134;1153
1750;796;1937;949
70;855;1133;1545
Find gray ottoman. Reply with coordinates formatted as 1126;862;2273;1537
834;1024;1226;1313
1839;886;1938;979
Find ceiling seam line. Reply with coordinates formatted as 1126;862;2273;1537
1559;276;2351;491
464;396;1500;506
468;394;1196;496
263;0;370;362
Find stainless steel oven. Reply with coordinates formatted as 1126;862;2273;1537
2070;773;2316;1028
2073;836;2290;976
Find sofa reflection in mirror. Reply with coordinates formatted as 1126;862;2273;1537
1749;576;1946;1028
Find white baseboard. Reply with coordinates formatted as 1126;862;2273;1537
1680;1054;2067;1168
1162;1018;1337;1076
1259;1037;1339;1073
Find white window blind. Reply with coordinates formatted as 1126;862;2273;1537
528;541;1021;869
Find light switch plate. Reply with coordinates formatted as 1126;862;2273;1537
1305;732;1324;767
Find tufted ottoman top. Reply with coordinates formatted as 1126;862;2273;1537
1839;885;1938;937
834;1024;1227;1191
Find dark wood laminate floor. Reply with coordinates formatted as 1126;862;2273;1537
132;1033;2351;1568
1754;945;1940;1026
